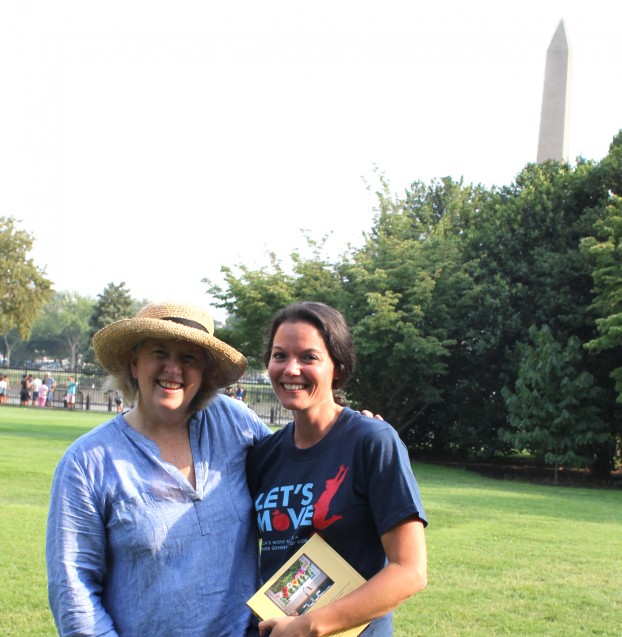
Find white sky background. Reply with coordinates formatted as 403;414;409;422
1;1;621;318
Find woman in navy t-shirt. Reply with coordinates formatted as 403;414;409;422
247;302;428;637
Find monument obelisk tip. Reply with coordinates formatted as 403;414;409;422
536;20;572;163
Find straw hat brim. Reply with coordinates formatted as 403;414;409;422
93;317;247;389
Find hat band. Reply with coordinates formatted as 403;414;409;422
162;317;210;334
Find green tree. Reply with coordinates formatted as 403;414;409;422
501;325;608;483
1;329;23;367
29;292;95;368
0;216;52;362
199;148;621;471
596;129;622;200
470;160;597;337
206;239;352;367
84;282;136;368
582;194;622;402
291;233;351;309
452;159;608;458
344;177;489;452
88;282;135;335
205;255;296;365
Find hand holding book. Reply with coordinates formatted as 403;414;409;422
246;534;369;637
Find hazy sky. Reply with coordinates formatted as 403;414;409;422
1;1;620;316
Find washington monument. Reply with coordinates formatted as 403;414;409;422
536;20;572;163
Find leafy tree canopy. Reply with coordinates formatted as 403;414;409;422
198;132;622;474
206;254;298;366
29;291;95;368
84;282;136;369
0;217;52;353
582;193;622;402
501;325;609;482
88;282;136;336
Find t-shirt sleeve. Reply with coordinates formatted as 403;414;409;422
362;424;428;536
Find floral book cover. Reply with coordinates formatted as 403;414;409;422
246;533;369;637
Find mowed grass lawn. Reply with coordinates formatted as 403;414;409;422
1;406;620;636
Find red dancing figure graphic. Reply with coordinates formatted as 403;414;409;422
312;464;349;530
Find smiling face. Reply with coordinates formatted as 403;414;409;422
268;321;339;415
130;338;207;422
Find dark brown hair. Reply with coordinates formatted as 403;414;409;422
263;302;356;390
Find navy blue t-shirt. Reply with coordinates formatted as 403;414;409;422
246;407;427;635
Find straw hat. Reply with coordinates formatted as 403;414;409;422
93;301;247;388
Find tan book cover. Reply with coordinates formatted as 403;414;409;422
246;533;370;636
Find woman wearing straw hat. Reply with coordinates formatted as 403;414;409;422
46;301;272;637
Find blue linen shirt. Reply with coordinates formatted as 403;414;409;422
46;394;272;637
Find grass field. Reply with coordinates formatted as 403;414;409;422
1;406;620;636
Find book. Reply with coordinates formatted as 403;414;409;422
246;533;370;636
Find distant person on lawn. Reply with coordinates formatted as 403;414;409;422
44;372;56;406
38;382;49;407
65;376;77;409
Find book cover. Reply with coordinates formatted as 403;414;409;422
246;533;370;637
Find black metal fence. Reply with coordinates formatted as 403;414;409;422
0;367;291;426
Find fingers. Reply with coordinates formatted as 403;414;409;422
360;409;384;420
